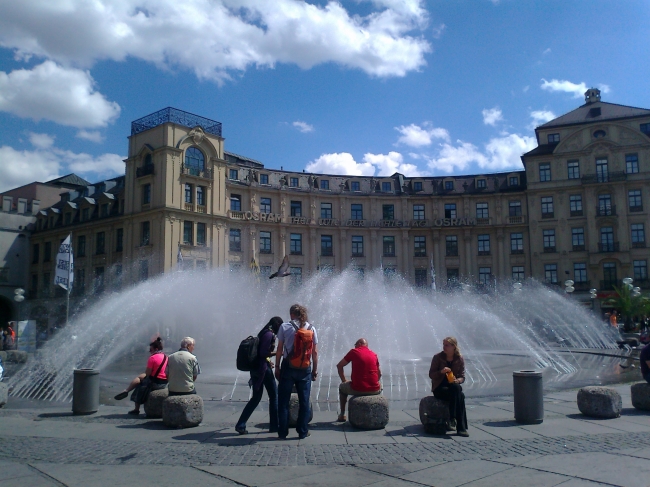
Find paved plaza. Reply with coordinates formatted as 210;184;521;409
1;381;649;486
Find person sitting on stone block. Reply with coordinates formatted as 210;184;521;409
336;338;382;422
167;337;201;396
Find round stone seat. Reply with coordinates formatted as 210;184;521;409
631;382;650;411
419;396;450;435
0;351;7;363
348;395;389;430
0;383;8;407
144;387;169;418
288;393;313;427
6;350;27;363
577;386;622;418
162;394;203;428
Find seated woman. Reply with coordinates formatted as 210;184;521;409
428;336;469;436
114;337;168;415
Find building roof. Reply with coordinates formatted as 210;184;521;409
538;101;650;130
522;144;557;158
46;174;91;188
225;151;264;168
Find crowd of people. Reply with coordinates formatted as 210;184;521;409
114;303;470;438
2;324;16;351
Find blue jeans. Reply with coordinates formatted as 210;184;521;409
236;367;278;431
277;361;311;438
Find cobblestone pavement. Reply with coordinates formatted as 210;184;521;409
0;430;649;467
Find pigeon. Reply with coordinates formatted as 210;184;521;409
269;255;291;279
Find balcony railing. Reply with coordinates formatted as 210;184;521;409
636;279;650;289
570;210;583;217
573;281;591;291
478;250;490;256
582;171;627;184
572;244;586;252
596;205;616;217
446;249;458;257
630;205;644;213
136;164;154;178
321;250;333;257
541;212;554;219
507;215;525;224
598;242;620;252
632;241;646;249
600;279;620;291
131;107;222;137
181;164;212;179
543;246;556;253
476;218;490;225
510;248;524;254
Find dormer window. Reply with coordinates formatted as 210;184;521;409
509;176;518;186
229;169;238;180
290;177;299;187
476;179;486;189
547;133;560;144
320;179;330;190
444;180;454;191
351;181;360;191
640;123;650;135
413;181;423;192
260;174;269;185
593;130;606;139
381;182;391;192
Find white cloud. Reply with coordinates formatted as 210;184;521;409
363;151;425;176
598;84;611;94
306;152;375;176
0;135;124;192
292;121;314;133
0;0;431;82
431;23;446;39
528;110;556;129
76;130;105;143
540;78;587;99
0;61;120;128
542;48;551;55
395;123;449;147
482;107;503;126
523;85;530;93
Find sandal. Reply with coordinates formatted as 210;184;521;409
114;391;128;400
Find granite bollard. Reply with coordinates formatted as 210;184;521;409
288;393;313;427
348;395;389;430
6;350;27;364
162;395;203;428
419;396;450;434
144;388;169;418
0;383;8;407
631;382;650;411
577;386;622;418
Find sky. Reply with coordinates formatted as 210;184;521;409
0;0;649;192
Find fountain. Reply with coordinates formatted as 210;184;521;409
9;267;617;403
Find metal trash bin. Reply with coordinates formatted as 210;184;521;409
513;370;543;424
72;368;100;414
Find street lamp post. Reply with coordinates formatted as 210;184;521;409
564;280;575;295
13;288;25;321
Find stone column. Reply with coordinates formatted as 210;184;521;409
402;230;410;278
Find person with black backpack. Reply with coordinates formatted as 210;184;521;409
235;316;283;434
275;304;318;440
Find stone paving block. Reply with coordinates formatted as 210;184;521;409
163;395;204;428
348;395;389;430
6;350;28;363
419;396;449;435
196;465;331;486
631;382;650;411
577;386;622;419
400;459;513;487
461;464;569;487
144;387;169;418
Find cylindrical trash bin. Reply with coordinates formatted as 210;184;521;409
72;368;100;415
513;370;543;424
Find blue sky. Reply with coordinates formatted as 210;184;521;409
0;0;649;191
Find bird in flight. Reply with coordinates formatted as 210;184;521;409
269;256;291;279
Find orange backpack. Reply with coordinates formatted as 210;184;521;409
289;322;314;369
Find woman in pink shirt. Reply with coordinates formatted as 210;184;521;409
114;337;168;415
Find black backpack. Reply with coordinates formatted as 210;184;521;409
236;335;259;371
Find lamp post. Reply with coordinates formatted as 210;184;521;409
13;288;25;321
513;282;523;292
564;280;575;295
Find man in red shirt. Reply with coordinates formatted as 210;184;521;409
336;338;381;422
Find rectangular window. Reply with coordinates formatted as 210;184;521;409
101;203;109;217
626;154;639;174
512;266;525;281
290;233;302;254
413;204;425;220
320;179;329;190
539;163;551;182
548;133;560;143
444;204;456;219
140;222;149;247
641;123;650;135
478;234;490;255
230;195;241;211
415;268;428;287
510;233;523;253
260;198;271;213
629;190;643;212
139;260;148;281
196;223;206;245
444;180;454;191
290;177;299;188
76;268;85;296
598;194;612;216
290;201;302;217
570;194;583;216
229;229;241;251
351;204;363;220
600;227;614;251
96;232;106;254
543;229;556;252
82;208;89;221
183;220;194;245
567;160;580;179
596;158;608;182
260;231;271;253
574;263;587;283
383;236;395;257
142;184;151;204
77;236;86;257
447;268;459;283
197;186;205;206
509;200;522;216
260;174;269;185
382;181;392;192
229;169;238;180
32;243;39;264
321;235;333;256
185;183;193;203
541;196;554;218
603;262;617;287
351;236;364;257
289;267;302;287
544;264;558;284
44;242;51;262
572;228;585;250
476;202;489;219
414;236;426;257
479;267;491;285
383;204;394;220
509;176;519;186
351;181;360;191
413;181;423;192
446;235;458;256
476;179;486;189
631;223;645;246
93;267;104;294
116;228;123;252
320;203;332;219
634;260;648;281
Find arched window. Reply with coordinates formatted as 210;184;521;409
185;147;205;175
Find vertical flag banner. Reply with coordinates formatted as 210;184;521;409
54;235;74;291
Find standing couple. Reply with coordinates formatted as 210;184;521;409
236;303;318;440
